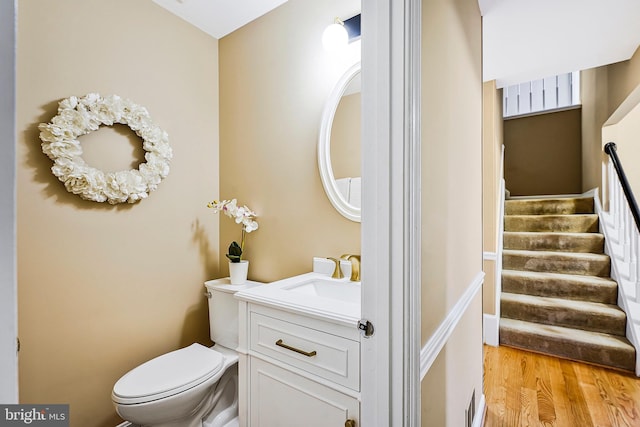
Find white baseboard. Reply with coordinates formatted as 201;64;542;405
473;394;486;427
483;314;499;347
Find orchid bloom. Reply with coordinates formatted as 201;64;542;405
207;199;259;258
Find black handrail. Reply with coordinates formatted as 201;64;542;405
604;142;640;232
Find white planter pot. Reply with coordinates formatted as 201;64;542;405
229;260;249;285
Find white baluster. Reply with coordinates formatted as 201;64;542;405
630;227;638;282
616;175;624;244
604;161;614;225
611;178;619;244
635;229;640;302
624;205;632;266
629;229;640;302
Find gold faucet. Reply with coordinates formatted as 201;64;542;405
341;254;361;282
326;257;344;279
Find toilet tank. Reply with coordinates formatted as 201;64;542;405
204;279;260;349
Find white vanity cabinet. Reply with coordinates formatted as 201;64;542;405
237;302;361;427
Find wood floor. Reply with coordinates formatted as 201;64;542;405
483;345;640;427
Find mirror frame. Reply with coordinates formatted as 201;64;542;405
317;61;362;222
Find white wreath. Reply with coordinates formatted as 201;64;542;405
38;93;172;204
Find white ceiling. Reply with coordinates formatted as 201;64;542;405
480;0;640;88
151;0;288;39
152;0;640;89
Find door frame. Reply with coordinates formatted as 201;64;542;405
360;0;421;424
0;0;19;404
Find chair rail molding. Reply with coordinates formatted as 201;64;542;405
420;271;485;378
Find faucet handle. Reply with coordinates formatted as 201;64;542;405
326;257;344;279
340;254;361;282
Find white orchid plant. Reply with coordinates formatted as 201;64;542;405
207;199;259;263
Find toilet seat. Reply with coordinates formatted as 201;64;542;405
112;343;224;405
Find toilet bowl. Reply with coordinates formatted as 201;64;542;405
112;280;254;427
113;344;238;427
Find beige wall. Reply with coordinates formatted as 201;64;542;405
581;46;640;195
218;0;360;282
607;46;640;116
504;108;582;196
421;297;483;425
601;55;640;199
581;67;609;193
482;81;503;316
602;102;640;196
421;0;484;424
17;1;219;425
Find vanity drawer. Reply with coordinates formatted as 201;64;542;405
249;312;360;391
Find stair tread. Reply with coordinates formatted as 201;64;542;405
504;214;599;233
503;249;609;260
503;249;611;277
502;269;618;303
500;317;635;353
505;197;595;215
501;292;625;318
504;231;605;253
506;214;598;219
502;269;616;285
504;231;603;237
506;197;592;202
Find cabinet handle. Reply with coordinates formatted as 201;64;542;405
275;339;317;357
345;420;356;427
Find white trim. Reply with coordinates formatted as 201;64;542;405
361;0;421;424
0;0;18;404
420;272;485;379
503;104;581;121
404;0;422;423
483;251;497;261
507;190;594;200
485;146;506;347
483;314;499;347
594;188;640;376
360;0;393;425
473;394;487;427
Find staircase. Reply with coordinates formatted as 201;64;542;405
499;196;636;372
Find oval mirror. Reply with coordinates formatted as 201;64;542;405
318;62;361;222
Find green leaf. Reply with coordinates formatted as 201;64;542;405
227;241;242;263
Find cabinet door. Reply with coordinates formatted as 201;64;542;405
249;358;359;427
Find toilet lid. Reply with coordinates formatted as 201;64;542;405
112;343;224;404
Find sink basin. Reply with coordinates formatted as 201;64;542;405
235;271;361;323
284;279;360;304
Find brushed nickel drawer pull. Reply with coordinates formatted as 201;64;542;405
275;339;317;357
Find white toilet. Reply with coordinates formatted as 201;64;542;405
112;281;250;427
